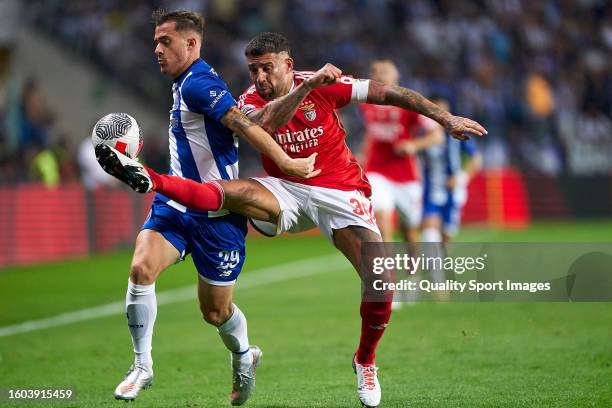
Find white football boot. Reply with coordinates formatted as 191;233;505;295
94;144;153;193
230;345;263;406
113;365;153;401
353;355;381;407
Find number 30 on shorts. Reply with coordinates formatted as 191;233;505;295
349;198;376;226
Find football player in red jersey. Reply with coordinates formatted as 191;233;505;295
361;60;442;244
97;32;487;407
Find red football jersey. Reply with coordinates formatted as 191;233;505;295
238;71;371;196
360;104;423;183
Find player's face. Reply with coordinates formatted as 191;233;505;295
154;22;196;78
370;62;399;86
246;52;293;100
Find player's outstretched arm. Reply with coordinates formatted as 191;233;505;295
366;81;488;141
247;63;341;132
221;106;321;178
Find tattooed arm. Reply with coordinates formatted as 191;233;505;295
248;83;312;133
220;106;320;178
366;81;488;140
247;63;342;132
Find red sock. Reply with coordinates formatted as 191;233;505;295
145;167;224;212
356;300;392;365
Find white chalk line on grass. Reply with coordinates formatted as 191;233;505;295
0;253;350;338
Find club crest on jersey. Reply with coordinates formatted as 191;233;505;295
299;102;317;121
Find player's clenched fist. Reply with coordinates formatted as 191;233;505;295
304;63;343;90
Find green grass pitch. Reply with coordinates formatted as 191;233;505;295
1;220;611;407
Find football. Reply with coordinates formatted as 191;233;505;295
91;113;143;159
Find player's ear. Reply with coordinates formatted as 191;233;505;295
186;35;198;50
285;57;294;72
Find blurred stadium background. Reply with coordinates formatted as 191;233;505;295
0;1;611;406
0;0;611;266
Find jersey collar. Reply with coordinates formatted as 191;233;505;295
173;59;204;83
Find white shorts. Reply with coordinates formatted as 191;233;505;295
250;177;381;240
368;173;422;228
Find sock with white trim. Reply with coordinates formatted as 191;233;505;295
126;280;156;372
218;304;253;368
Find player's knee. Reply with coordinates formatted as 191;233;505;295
200;306;232;327
130;261;157;285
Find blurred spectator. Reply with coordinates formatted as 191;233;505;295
18;77;54;148
27;143;60;188
54;133;80;183
8;0;611;178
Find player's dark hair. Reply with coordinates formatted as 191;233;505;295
151;9;204;37
245;32;291;57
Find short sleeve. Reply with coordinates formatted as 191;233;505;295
237;86;265;116
316;75;369;110
181;74;237;122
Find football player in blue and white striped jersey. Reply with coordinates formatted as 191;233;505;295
112;10;317;405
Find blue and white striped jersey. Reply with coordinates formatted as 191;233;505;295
422;131;478;204
154;59;238;215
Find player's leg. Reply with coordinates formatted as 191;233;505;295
394;181;423;306
332;226;391;408
190;214;261;406
442;200;461;244
396;181;423;245
96;144;282;223
442;185;467;243
421;199;451;301
368;173;395;242
146;169;281;223
309;186;390;407
421;214;443;243
218;178;280;223
197;280;262;406
332;227;391;365
114;226;182;400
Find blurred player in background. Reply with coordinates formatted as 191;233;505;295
360;60;442;243
110;11;315;405
98;32;487;407
421;96;483;244
361;60;442;310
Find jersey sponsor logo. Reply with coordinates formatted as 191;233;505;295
209;89;228;108
274;126;324;153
